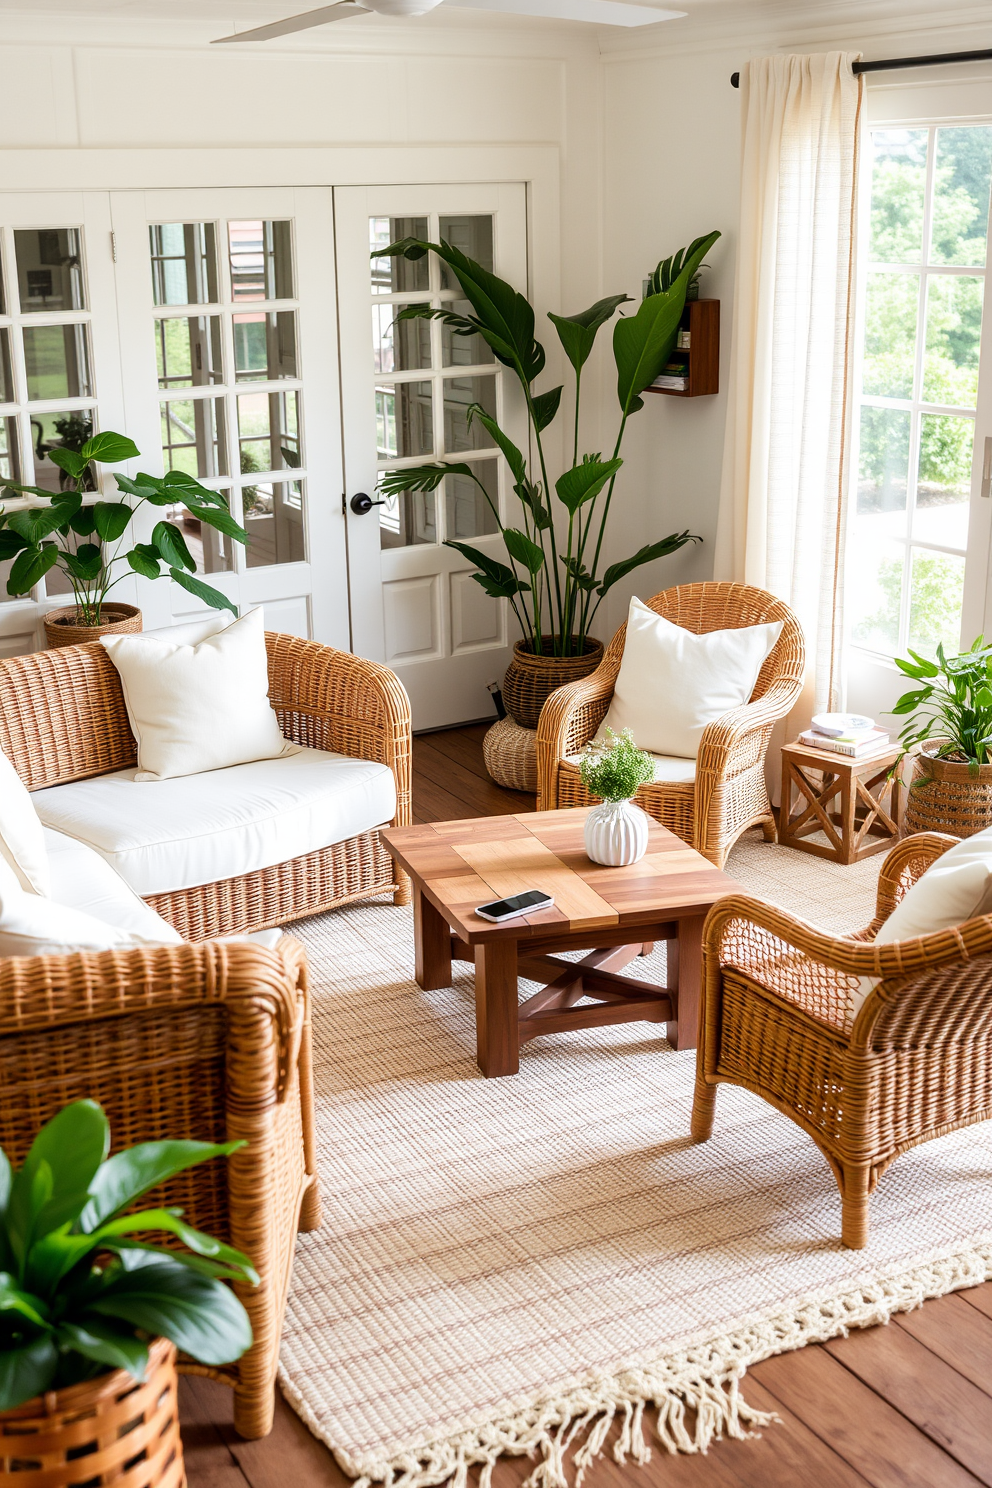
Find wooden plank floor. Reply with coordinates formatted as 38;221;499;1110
180;722;992;1488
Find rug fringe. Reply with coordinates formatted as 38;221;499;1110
279;1244;991;1488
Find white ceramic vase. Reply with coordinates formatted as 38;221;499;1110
583;798;649;867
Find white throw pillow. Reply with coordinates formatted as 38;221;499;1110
140;613;231;645
0;866;172;957
876;825;992;944
101;607;299;782
0;747;50;895
597;597;783;759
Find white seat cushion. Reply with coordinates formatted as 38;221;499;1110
33;747;397;898
43;828;182;943
566;751;696;785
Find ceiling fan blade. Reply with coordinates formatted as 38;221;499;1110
212;3;369;43
444;0;683;22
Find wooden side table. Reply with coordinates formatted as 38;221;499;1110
779;740;903;864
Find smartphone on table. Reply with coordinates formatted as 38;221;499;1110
475;889;554;923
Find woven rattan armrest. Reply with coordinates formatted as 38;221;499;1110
868;831;960;931
696;678;804;779
536;658;622;808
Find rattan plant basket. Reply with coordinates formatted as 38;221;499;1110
501;637;604;730
43;603;142;650
483;717;538;792
0;1337;184;1488
904;742;992;838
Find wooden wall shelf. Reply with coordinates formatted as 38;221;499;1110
645;298;720;398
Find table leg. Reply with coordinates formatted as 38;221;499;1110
414;887;451;991
668;914;704;1050
475;938;520;1077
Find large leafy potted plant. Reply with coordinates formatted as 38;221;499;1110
891;636;992;836
0;431;247;649
372;231;718;728
0;1100;257;1487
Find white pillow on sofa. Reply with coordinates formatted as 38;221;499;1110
876;825;992;944
597;597;783;759
0;854;171;957
101;607;299;782
0;747;50;896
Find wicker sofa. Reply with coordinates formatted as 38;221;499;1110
0;631;413;936
692;831;992;1248
536;582;805;868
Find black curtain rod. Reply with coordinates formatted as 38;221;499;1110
730;46;992;88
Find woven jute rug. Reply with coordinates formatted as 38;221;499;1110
280;833;992;1487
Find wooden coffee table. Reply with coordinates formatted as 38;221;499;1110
381;807;741;1077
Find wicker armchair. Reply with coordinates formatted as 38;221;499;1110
536;583;805;868
0;632;413;937
692;831;992;1248
0;936;320;1437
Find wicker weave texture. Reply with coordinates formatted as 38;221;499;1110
502;638;605;730
0;938;320;1440
537;583;805;868
482;718;539;793
43;602;142;651
905;749;992;838
692;830;992;1247
0;631;414;933
0;1337;183;1487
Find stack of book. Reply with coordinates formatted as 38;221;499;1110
651;357;689;392
799;715;891;759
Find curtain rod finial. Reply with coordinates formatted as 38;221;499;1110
731;70;740;87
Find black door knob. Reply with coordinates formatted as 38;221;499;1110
350;492;386;515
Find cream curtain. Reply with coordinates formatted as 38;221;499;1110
714;52;864;718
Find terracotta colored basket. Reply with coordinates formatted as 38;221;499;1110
904;743;992;838
483;716;538;792
501;637;604;730
43;603;142;650
0;1337;184;1488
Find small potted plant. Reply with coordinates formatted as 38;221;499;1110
891;636;992;837
0;431;247;648
578;727;655;866
0;1099;257;1487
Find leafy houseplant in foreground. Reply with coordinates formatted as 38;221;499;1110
371;229;719;724
890;636;992;837
0;1099;256;1413
0;430;247;644
579;728;655;867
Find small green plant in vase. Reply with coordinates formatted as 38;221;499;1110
890;636;992;836
0;1099;256;1421
579;728;655;867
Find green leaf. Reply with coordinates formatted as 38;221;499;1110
94;1210;258;1286
0;528;27;560
57;1320;148;1381
167;568;238;615
1;481;66;501
443;540;528;599
46;447;87;481
547;294;630;374
81;431;140;465
9;1101;109;1251
188;502;248;545
93;502;132;542
6;507;65;544
555;457;623;516
531;386;562;433
7;543;60;595
515;480;551;530
597;531;700;597
614;231;720;413
378;463;480;498
0;1273;50;1328
24;1230;100;1294
890;691;926;714
161;470;228;507
502;528;545;574
63;544;103;582
559;555;597;592
0;1149;10;1213
114;472;164;500
465;404;527;485
90;1261;253;1366
127;543;162;580
69;506;98;536
0;1336;58;1411
151;521;196;572
50;491;83;524
79;1139;245;1232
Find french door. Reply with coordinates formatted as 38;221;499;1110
0;187;349;653
335;184;529;730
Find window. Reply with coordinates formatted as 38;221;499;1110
369;213;500;549
0;226;98;602
848;125;992;659
150;218;307;573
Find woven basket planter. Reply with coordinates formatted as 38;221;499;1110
0;1337;184;1488
44;603;142;650
483;717;538;792
905;743;992;839
501;637;604;730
